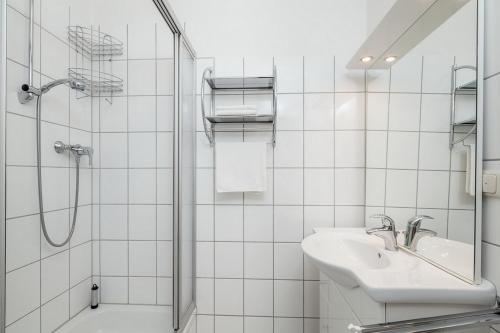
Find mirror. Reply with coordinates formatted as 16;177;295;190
365;0;478;283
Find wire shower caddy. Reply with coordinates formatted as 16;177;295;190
67;26;124;102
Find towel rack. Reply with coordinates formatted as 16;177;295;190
348;302;500;333
449;65;477;149
200;66;278;147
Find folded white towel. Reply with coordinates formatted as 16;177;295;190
215;105;257;116
215;142;267;193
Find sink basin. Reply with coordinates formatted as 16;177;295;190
415;236;474;280
301;228;496;305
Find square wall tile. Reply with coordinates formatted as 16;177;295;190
385;170;418;208
390;54;422;93
244;206;273;242
215;279;243;315
100;169;128;204
274;280;303;317
274;206;303;242
276;94;303;131
387;131;419;170
129;205;156;240
304;168;334;205
419;133;450;170
197;242;214;278
100;205;127;240
274;243;303;279
215;316;243;333
41;251;69;303
334;169;365;206
157;241;173;277
244;243;273;279
304;131;334;167
417;171;450;209
244;280;273;316
100;241;128;276
274;131;303;167
41;292;69;333
275;56;303;93
214;242;243;278
101;277;128;304
6;215;40;272
335;93;365;130
366;131;387;168
129;169;156;204
128;96;156;132
304;55;334;93
420;94;450;132
388;94;421;131
366;169;386;207
304;93;334;130
214;205;243;241
274;169;303;205
366;93;389;130
129;133;156;168
335;131;365;167
304;206;334;236
197;278;214;314
129;241;156;276
6;262;40;325
335;206;365;228
129;277;157;304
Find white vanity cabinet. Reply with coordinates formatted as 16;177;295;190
320;272;491;333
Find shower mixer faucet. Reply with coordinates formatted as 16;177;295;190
54;141;94;166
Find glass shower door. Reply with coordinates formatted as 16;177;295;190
173;36;196;332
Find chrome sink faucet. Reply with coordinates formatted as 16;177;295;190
366;214;398;251
404;215;436;251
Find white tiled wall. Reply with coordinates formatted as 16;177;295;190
5;0;92;331
365;54;476;243
482;0;500;304
90;4;175;306
195;55;366;333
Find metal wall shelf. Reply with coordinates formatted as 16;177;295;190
201;66;277;147
449;65;477;148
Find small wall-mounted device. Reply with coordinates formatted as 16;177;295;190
483;171;500;197
91;284;99;309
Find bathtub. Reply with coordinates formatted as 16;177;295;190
55;304;172;333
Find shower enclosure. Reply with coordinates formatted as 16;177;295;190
0;0;196;332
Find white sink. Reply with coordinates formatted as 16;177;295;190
301;228;496;305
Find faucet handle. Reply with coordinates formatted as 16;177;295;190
369;214;395;230
407;215;434;228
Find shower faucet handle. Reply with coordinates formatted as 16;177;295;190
54;141;93;166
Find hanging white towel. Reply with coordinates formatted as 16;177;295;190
215;105;257;116
215;142;267;193
465;143;476;196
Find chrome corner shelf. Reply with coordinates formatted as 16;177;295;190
68;68;123;96
449;65;477;149
68;26;124;58
200;66;277;147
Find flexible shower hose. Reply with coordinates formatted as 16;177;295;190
36;95;79;247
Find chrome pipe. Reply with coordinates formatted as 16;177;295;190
28;0;33;86
17;0;35;104
348;306;500;333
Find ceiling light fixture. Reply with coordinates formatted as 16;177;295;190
360;56;373;63
385;56;397;63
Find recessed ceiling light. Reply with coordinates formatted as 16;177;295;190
385;56;397;63
360;56;373;63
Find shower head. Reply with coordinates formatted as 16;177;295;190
39;78;86;94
